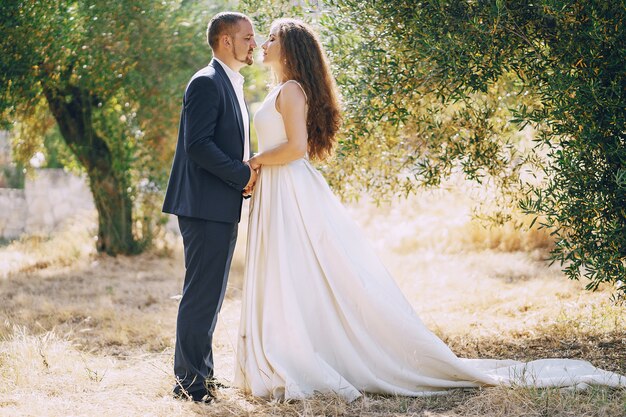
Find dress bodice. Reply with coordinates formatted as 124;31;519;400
253;81;306;153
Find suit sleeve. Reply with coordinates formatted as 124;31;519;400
183;76;251;190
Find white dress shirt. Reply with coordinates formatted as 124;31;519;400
213;57;250;161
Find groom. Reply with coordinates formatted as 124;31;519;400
162;11;257;403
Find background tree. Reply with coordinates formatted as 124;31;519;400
242;0;625;298
0;0;234;254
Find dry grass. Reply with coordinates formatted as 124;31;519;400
0;187;624;417
0;210;96;279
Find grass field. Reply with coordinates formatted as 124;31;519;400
0;186;624;417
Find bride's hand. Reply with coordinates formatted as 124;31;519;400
248;155;262;171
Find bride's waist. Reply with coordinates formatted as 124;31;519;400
260;157;309;170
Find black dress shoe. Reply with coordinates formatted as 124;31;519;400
173;388;214;403
192;394;213;404
207;379;229;395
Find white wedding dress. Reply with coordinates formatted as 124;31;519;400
234;81;625;401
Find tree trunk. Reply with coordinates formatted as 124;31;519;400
43;84;136;255
88;166;135;255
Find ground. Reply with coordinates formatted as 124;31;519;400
0;187;624;416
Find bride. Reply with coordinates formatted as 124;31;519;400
234;18;625;401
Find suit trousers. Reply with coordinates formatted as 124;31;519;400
174;216;238;395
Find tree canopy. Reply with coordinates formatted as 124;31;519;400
0;0;227;253
242;0;626;297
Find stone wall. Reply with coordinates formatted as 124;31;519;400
0;188;27;239
0;169;94;239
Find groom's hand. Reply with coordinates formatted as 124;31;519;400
243;162;258;198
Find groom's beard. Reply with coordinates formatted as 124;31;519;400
234;48;254;66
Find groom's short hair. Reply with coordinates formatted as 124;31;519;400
207;12;250;50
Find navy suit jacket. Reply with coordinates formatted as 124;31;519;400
163;60;251;223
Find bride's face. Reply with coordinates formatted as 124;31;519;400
261;27;282;68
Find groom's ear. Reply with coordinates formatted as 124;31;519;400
221;34;232;49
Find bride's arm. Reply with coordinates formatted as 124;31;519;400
249;82;307;168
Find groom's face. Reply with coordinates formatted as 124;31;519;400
230;19;256;66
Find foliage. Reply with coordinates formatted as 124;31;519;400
241;0;625;297
0;0;232;254
0;162;25;189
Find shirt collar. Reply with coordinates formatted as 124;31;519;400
213;56;244;88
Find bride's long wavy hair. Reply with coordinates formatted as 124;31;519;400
273;18;342;161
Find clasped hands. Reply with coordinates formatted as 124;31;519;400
243;156;261;197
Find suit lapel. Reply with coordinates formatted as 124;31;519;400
210;60;245;150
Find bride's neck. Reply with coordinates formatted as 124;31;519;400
272;67;288;84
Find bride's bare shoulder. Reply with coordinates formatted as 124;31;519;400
276;81;307;113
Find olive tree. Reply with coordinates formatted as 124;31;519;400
0;0;230;254
242;0;626;297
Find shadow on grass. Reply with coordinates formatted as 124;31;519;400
0;253;181;355
0;236;17;248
